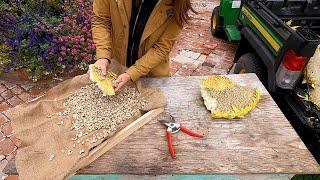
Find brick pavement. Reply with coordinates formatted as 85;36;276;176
169;0;238;77
0;81;48;179
0;0;237;179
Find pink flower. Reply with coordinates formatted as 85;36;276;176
62;36;68;42
64;17;70;22
81;52;88;57
80;37;85;42
71;48;77;55
60;46;66;51
89;44;95;50
84;55;92;62
58;57;63;62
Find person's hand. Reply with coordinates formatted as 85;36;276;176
114;73;131;92
94;58;110;75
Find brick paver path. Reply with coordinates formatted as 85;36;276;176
169;0;238;76
1;0;237;178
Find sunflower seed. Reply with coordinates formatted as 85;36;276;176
80;149;85;154
67;150;73;155
51;84;146;145
49;154;55;161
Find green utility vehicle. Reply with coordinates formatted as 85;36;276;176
211;0;320;162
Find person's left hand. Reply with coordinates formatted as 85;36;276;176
114;73;131;92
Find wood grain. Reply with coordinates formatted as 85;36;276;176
79;74;320;174
5;74;320;175
69;107;165;175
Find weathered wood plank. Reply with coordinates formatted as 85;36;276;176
70;174;295;180
79;74;320;174
5;74;320;175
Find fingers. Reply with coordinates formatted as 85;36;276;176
113;73;131;92
113;78;121;88
114;76;125;92
101;64;107;76
94;59;109;76
115;81;126;92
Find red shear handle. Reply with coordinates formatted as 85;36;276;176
166;131;175;158
180;125;204;138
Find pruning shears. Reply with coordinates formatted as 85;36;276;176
160;115;204;158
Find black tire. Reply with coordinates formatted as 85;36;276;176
234;53;268;86
211;6;223;37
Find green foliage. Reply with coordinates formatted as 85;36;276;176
292;175;320;180
0;43;11;75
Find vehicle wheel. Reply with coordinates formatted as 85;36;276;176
234;53;268;86
211;6;223;37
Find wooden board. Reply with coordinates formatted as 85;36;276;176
79;74;319;174
5;74;320;175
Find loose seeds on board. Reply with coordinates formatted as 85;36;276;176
47;83;146;159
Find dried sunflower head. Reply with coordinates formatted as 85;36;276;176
310;88;320;109
305;57;320;88
305;45;320;87
89;64;118;96
201;75;261;119
200;75;235;91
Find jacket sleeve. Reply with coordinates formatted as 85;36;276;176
126;19;182;81
92;0;112;60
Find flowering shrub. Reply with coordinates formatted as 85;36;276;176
0;0;95;81
0;43;11;74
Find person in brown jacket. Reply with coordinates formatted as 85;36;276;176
92;0;195;91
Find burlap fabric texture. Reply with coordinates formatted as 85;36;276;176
6;60;167;180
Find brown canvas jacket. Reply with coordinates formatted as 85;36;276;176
92;0;182;81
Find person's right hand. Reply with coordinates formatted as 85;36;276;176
94;58;110;76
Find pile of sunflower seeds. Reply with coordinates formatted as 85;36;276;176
207;86;257;112
50;83;146;157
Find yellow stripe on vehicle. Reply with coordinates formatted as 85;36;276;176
241;7;281;52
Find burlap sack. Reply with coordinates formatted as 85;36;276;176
6;60;166;180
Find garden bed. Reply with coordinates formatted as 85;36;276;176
0;0;95;82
